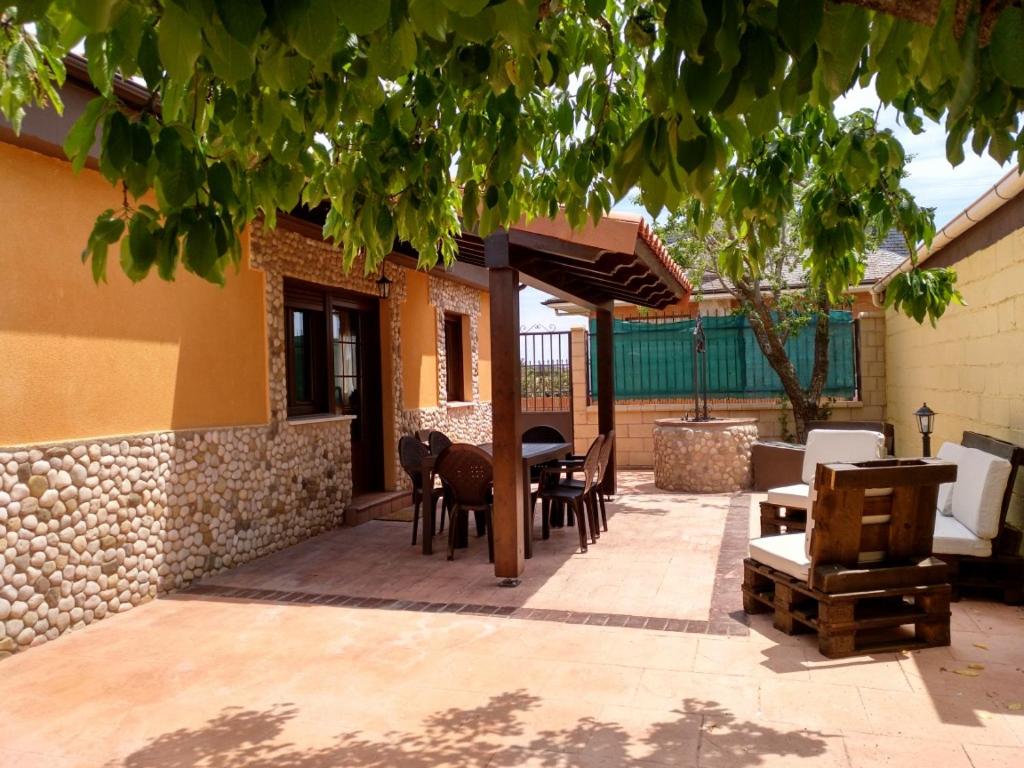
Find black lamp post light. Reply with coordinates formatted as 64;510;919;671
914;402;935;457
376;269;392;300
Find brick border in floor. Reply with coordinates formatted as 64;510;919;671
181;580;749;637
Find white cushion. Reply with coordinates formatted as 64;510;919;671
749;533;809;581
801;429;887;485
766;483;810;509
950;446;1012;539
935;442;966;516
933;511;992;557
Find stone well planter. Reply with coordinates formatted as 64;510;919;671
653;417;758;493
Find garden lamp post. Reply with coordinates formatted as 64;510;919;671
914;402;935;457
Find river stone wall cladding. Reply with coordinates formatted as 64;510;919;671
0;422;352;657
652;419;759;493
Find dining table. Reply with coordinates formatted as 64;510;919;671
419;441;572;558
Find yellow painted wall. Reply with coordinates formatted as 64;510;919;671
478;294;492;401
886;227;1024;535
0;142;269;445
400;269;438;409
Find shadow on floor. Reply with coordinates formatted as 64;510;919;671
106;692;832;768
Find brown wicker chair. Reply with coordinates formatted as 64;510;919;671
398;436;446;546
535;435;603;553
434;444;495;562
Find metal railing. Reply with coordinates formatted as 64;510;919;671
520;330;572;412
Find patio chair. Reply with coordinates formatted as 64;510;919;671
534;435;603;553
743;457;957;658
759;429;887;536
751;421;895;492
398;436;447;546
930;432;1024;604
428;430;453;456
551;429;615;532
433;444;495;562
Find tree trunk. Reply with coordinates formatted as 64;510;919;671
735;281;831;442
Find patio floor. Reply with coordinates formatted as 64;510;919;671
2;472;1022;767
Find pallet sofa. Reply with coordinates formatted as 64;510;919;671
743;458;957;658
758;428;888;536
931;432;1024;604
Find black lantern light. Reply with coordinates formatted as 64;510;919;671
914;402;935;457
375;269;392;300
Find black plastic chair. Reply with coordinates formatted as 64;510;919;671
398;435;446;546
428;430;453;456
434;444;495;562
560;429;615;532
534;435;603;553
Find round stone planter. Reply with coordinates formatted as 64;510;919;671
652;417;759;493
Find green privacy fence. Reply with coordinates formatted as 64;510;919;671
588;312;857;401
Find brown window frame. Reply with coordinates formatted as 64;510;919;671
284;278;377;419
444;312;466;403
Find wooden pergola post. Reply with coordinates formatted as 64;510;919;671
596;302;616;495
486;230;525;580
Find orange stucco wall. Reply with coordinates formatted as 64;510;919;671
400;269;439;409
0;142;269;445
478;295;492;401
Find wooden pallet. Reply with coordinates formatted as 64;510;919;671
743;558;951;657
759;500;807;536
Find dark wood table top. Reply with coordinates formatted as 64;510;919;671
476;442;572;462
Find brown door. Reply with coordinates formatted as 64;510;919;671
332;303;384;494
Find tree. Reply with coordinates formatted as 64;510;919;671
0;1;1019;322
654;107;962;439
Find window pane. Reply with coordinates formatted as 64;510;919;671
333;309;360;415
291;310;311;402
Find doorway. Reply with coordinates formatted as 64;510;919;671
284;279;385;495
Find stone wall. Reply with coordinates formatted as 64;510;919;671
0;420;352;658
572;313;888;465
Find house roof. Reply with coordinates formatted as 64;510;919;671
698;233;910;297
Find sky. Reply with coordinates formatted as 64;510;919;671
518;88;1012;331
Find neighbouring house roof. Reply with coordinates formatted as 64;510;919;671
873;167;1024;293
697;233;910;298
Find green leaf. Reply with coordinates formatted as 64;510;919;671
70;0;119;32
104;110;132;171
208;162;237;206
214;0;266;45
204;17;256;82
409;0;448;41
665;0;707;56
158;1;202;81
121;214;158;282
777;0;823;56
183;214;222;284
334;0;389;35
63;97;107;173
13;1;55;23
287;0;337;63
442;0;490;15
82;212;125;284
989;7;1024;88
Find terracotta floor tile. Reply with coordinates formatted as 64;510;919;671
1;473;1019;766
842;734;973;767
962;742;1024;767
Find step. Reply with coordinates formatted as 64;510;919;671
344;490;412;527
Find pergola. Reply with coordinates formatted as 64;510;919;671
406;213;691;580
